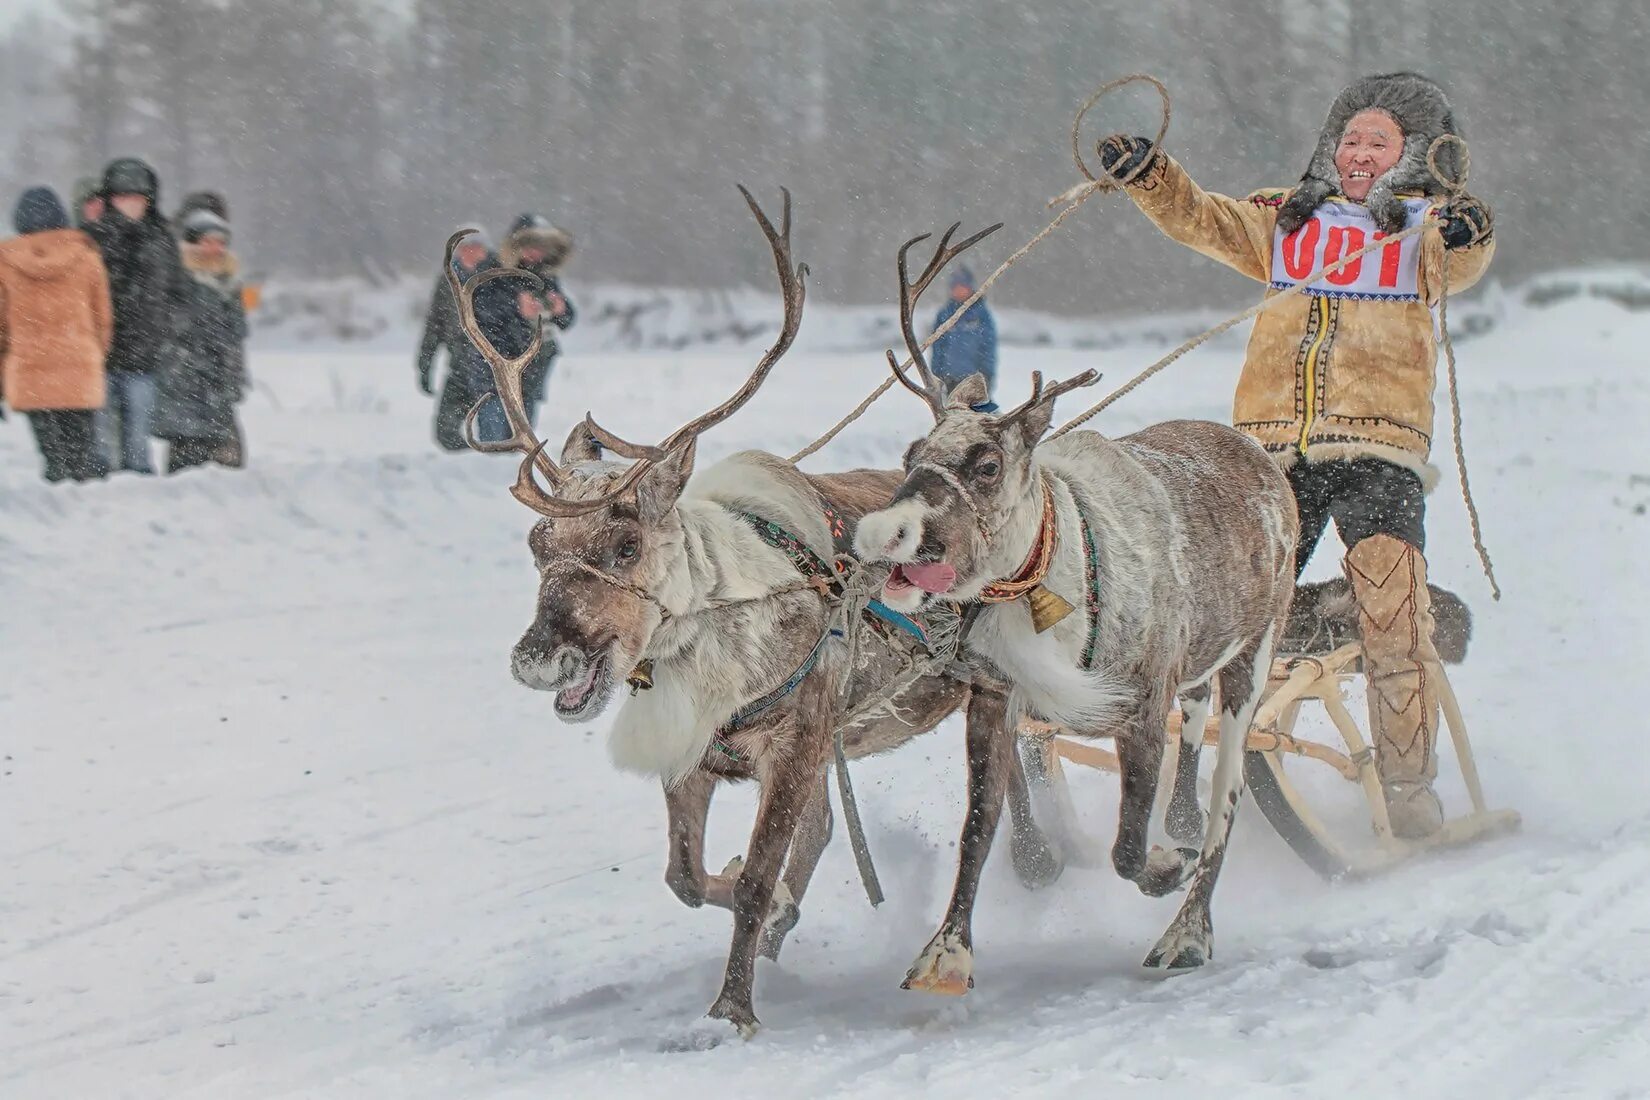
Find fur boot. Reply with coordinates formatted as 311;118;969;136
1344;533;1444;839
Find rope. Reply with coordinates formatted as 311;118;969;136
1048;216;1435;438
832;727;883;905
1428;137;1502;600
1049;133;1501;600
787;75;1172;464
822;576;972;906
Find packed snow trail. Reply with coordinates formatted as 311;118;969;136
2;294;1647;1098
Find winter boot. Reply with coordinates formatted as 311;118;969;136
1344;534;1445;840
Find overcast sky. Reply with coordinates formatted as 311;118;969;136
0;0;56;31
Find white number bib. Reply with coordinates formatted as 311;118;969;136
1269;197;1430;301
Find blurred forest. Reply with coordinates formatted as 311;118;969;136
1;0;1644;313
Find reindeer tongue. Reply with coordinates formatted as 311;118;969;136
891;562;957;595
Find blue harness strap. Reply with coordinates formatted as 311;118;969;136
709;509;935;759
718;626;838;735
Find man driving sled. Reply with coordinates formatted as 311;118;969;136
1098;73;1495;838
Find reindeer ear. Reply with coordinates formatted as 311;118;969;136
945;374;991;413
636;437;697;524
1002;391;1057;448
561;421;603;465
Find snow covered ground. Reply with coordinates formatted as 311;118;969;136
2;293;1647;1098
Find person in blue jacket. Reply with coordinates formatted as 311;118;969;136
927;265;998;412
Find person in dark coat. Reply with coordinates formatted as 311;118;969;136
155;209;247;473
174;190;229;225
927;265;999;412
85;156;189;475
500;212;577;426
0;187;113;482
72;177;104;230
415;228;531;451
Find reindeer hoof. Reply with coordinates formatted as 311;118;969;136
706;996;761;1039
757;885;801;961
1142;917;1213;973
902;929;974;996
1135;845;1199;898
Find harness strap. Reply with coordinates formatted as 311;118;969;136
718;626;837;736
1077;503;1103;670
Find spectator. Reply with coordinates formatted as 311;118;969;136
72;177;104;229
927;265;998;412
0;187;113;482
155;209;248;473
85;157;188;475
415;227;529;451
174;190;230;224
500;212;577;426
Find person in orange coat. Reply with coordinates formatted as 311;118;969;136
0;187;113;482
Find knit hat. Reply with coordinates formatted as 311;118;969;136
13;187;70;235
176;190;230;224
1277;72;1462;235
181;208;231;244
102;156;161;203
948;264;976;291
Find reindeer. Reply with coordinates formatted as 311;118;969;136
853;224;1299;994
446;191;1058;1036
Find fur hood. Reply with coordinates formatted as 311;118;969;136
181;242;240;279
500;223;574;273
1278;72;1462;235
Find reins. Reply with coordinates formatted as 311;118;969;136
1051;132;1499;599
787;74;1501;599
787;75;1171;464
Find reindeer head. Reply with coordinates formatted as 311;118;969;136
447;187;807;722
852;226;1096;614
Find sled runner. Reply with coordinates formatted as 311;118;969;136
1018;582;1520;881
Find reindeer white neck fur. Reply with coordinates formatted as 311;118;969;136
605;451;841;784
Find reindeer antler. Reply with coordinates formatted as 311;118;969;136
572;185;809;504
997;368;1102;424
446;230;619;519
884;221;1003;420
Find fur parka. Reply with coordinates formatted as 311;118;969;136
1121;153;1494;485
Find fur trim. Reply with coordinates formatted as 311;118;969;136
501;225;574;273
1278;72;1460;236
1282;577;1471;664
180;243;240;279
1272;442;1440;493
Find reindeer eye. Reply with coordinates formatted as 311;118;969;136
615;537;641;563
975;459;1001;480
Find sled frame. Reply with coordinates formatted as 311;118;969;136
1020;643;1520;879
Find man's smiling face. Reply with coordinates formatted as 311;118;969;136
1335;108;1404;202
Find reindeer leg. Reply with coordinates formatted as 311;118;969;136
1111;692;1169;884
904;685;1013;996
1167;685;1211;842
758;770;832;960
1006;735;1064;889
663;771;719;909
1145;624;1277;972
706;686;832;1036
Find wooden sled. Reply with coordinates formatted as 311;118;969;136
1018;642;1520;880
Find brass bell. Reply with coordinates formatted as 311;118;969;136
1026;585;1075;634
626;659;655;694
